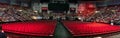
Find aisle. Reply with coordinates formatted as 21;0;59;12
53;21;73;38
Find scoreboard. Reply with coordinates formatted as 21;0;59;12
48;3;69;11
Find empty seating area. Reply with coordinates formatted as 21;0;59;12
1;0;120;38
62;21;120;36
2;20;57;37
1;20;120;38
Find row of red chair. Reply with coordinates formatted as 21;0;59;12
2;20;57;36
3;20;120;37
62;21;120;36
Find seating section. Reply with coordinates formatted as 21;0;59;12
2;20;57;36
2;20;120;37
62;21;120;36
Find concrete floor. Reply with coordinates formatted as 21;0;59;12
53;21;73;38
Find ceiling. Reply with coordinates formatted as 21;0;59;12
15;0;111;3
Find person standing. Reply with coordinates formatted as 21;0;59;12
0;25;7;38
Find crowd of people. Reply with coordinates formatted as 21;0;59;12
86;5;120;23
0;6;41;22
0;4;120;24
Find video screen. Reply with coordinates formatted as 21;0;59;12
48;3;69;11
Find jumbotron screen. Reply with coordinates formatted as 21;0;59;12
48;3;69;11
